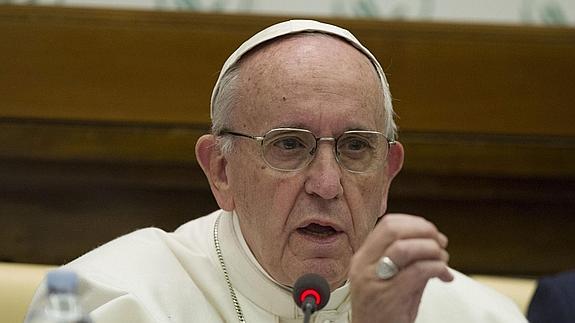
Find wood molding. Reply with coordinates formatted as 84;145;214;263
1;5;574;135
1;118;573;178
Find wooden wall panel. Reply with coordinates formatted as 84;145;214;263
1;5;574;277
2;6;575;136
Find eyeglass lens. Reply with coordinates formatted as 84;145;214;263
261;129;387;172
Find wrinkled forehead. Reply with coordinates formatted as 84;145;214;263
210;19;389;119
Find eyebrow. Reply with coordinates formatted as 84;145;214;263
273;122;307;129
271;124;375;133
268;124;379;137
345;126;373;132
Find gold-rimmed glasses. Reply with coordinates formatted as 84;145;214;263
219;127;395;173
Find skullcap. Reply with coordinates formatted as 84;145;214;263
210;19;389;119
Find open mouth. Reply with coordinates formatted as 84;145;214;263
297;223;339;237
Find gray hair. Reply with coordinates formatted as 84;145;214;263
211;33;397;155
211;63;241;155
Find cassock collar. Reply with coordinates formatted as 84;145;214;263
216;210;351;319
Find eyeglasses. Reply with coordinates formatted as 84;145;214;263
219;127;395;173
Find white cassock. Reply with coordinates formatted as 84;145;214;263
27;210;526;323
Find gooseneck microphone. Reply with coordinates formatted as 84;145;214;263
292;273;331;323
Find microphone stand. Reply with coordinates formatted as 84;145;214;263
302;297;315;323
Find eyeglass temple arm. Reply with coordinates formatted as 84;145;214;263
220;130;263;141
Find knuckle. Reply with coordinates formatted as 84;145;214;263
409;261;444;279
391;240;409;256
411;262;427;277
420;224;440;240
378;218;399;240
429;246;443;259
378;215;395;228
422;222;439;236
442;250;450;262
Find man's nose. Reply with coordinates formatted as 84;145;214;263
304;143;344;199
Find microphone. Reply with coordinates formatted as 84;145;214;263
293;273;330;323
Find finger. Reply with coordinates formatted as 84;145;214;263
375;214;445;248
438;232;448;248
358;214;447;263
395;260;454;285
384;238;449;269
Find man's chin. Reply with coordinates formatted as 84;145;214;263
292;258;348;291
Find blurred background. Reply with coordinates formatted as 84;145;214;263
1;0;574;279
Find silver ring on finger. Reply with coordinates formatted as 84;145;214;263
376;256;399;280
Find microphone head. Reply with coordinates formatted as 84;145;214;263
293;273;331;311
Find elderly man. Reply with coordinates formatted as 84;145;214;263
27;20;526;322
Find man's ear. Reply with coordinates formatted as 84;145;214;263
378;141;404;217
195;134;235;211
386;141;404;181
